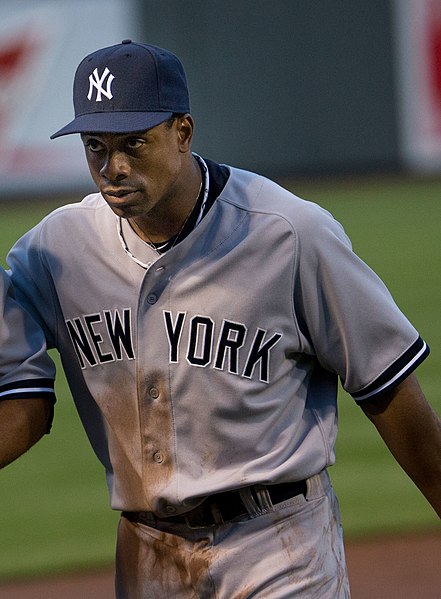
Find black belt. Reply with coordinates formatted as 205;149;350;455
123;479;307;528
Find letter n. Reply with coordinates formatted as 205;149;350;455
66;318;97;369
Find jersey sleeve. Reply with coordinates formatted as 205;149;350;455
6;218;58;349
292;202;429;403
0;267;55;412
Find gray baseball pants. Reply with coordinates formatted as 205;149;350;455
115;469;350;598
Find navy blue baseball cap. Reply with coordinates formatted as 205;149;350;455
51;40;190;139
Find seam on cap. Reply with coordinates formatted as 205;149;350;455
140;44;161;109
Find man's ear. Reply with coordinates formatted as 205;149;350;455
176;114;194;153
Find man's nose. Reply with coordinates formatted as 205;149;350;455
100;151;130;181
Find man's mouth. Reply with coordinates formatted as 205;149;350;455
101;187;137;198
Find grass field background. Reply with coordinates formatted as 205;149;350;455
0;175;440;580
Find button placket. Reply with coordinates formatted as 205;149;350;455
137;327;175;502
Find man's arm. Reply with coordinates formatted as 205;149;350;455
0;398;51;469
361;373;441;518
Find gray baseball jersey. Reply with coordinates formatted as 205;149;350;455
7;164;428;516
0;267;55;403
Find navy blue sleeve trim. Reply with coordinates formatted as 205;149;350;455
0;378;56;403
352;336;429;403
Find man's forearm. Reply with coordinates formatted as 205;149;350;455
0;398;50;469
361;374;441;518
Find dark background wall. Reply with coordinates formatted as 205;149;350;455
137;0;399;177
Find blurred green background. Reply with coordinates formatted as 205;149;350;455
0;175;440;581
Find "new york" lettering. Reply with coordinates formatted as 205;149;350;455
66;308;135;369
163;311;282;383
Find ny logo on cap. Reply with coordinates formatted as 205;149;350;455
87;67;115;102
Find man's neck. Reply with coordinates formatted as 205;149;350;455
128;155;202;244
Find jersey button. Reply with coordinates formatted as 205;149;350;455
147;293;157;304
149;387;160;399
153;451;164;464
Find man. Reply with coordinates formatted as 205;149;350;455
0;266;55;468
6;41;441;597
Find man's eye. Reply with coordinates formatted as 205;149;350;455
126;138;144;149
84;139;103;152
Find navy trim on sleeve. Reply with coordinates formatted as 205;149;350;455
0;378;56;403
352;336;429;403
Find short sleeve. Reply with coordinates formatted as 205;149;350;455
0;267;55;403
292;204;429;402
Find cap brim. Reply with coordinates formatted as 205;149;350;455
50;111;173;139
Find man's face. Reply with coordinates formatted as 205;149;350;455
81;117;192;220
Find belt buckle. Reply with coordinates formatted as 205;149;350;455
183;500;224;528
208;501;225;525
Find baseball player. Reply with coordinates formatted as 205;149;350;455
0;266;55;468
6;41;441;598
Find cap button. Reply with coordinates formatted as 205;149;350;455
121;39;132;44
